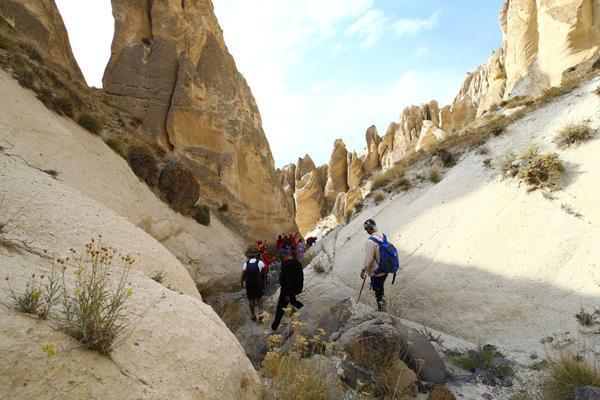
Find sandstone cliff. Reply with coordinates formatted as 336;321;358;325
0;0;84;85
103;0;295;240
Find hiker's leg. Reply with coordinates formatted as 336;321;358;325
257;297;264;315
272;294;289;330
248;298;256;316
372;275;385;311
289;295;304;310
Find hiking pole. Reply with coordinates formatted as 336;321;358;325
357;275;367;303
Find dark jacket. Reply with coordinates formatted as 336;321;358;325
280;258;303;296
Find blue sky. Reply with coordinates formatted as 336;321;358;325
57;0;505;167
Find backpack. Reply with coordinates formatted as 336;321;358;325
245;259;261;285
369;233;400;284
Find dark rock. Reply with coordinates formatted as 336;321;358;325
472;368;496;386
127;146;160;187
576;386;600;400
443;348;463;358
398;324;447;384
339;360;377;392
158;161;200;213
500;376;513;387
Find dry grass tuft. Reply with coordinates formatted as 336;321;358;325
77;113;103;134
501;146;564;191
554;122;593;148
372;191;385;204
500;96;535;109
429;166;441;183
594;86;600;96
371;165;406;190
543;349;600;400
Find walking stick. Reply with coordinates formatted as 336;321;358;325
357;275;367;302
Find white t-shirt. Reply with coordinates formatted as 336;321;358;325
242;258;265;272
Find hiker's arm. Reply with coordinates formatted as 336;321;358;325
361;240;375;278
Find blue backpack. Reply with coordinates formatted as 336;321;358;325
369;233;400;283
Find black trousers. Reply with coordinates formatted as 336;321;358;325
272;293;304;330
371;274;388;303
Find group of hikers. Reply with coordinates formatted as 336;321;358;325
240;219;399;330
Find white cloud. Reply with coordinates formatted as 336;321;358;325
345;9;389;49
393;10;441;37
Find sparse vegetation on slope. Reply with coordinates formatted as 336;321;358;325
554;122;593;148
501;146;565;191
543;349;600;400
77;113;103;134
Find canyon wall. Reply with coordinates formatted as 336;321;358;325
103;0;296;240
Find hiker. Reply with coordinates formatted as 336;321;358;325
296;238;305;260
257;241;275;290
240;247;265;322
276;235;283;250
271;243;304;331
360;219;399;312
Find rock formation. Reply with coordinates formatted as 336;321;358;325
502;0;600;98
294;158;327;235
279;163;296;213
103;0;295;240
0;0;85;85
363;126;381;174
324;139;349;203
347;151;364;190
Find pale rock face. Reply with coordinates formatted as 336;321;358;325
294;170;327;235
0;0;85;84
324;139;349;203
279;163;296;213
503;0;600;98
295;155;318;184
415;121;448;153
363;125;381;174
103;0;295;240
332;189;362;223
347;151;364;190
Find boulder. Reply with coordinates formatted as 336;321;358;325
324;139;349;203
363;126;381;174
126;146;160;187
0;0;85;84
158;161;200;214
339;313;446;384
416;121;448;154
103;0;296;239
576;386;600;400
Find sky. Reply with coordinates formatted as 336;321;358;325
56;0;505;167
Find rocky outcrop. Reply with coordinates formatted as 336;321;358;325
416;121;448;153
293;155;327;235
363;125;381;174
0;0;85;84
347;151;364;190
324;139;349;203
279;163;296;213
502;0;600;98
103;0;295;240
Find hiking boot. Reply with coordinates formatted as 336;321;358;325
251;315;257;322
377;301;386;312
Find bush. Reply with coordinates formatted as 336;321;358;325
502;147;564;191
429;166;441;183
543;349;600;400
52;96;74;117
449;344;514;379
218;203;228;212
104;138;125;156
151;271;165;284
14;68;35;89
372;190;385;204
371;165;405;190
60;238;135;355
193;204;211;226
594;86;600;96
501;96;535;109
391;177;413;191
6;272;59;319
575;307;596;326
436;149;457;168
126;146;159;187
554;122;593;148
77;113;103;134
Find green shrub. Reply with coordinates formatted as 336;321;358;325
554;122;593;148
543;349;600;400
104;138;124;156
14;68;35;89
449;344;514;379
60;238;134;355
575;307;596;326
193;204;211;226
52;96;74;117
151;271;165;284
77;113;103;134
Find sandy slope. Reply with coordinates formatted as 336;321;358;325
0;69;245;291
329;76;600;353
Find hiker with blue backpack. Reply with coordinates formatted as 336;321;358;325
360;219;400;312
